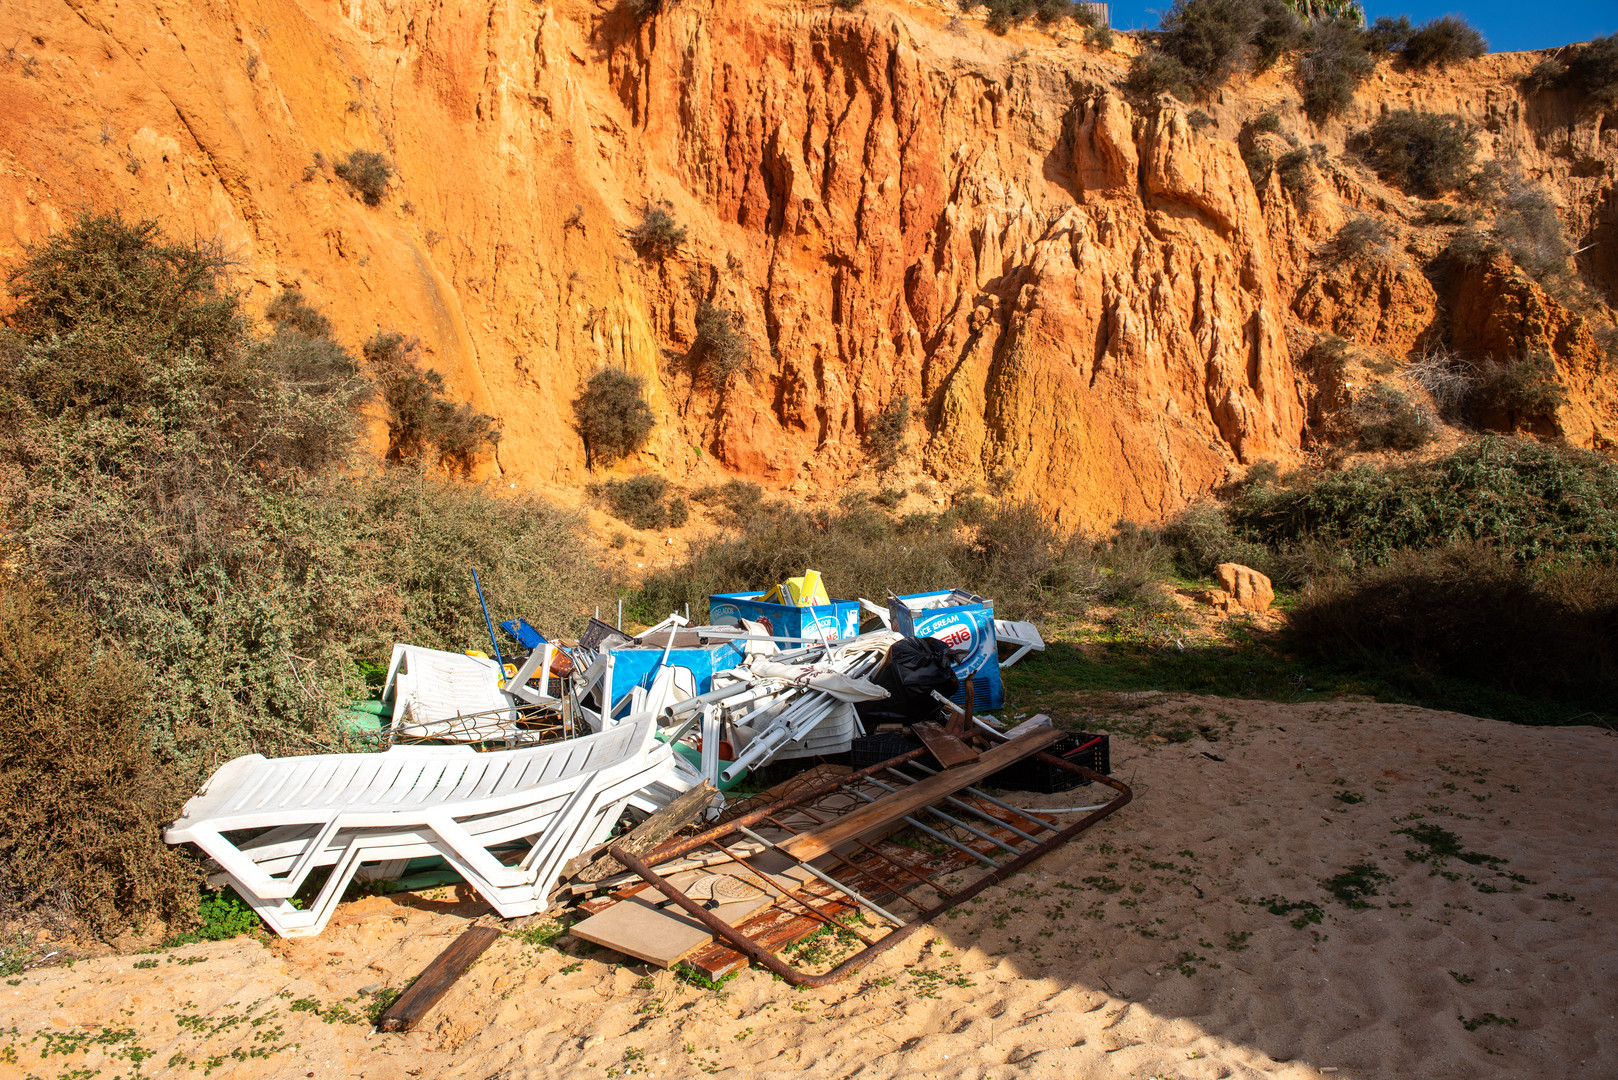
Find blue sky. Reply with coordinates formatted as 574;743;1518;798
1105;1;1616;53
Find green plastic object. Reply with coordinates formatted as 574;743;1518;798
672;741;748;791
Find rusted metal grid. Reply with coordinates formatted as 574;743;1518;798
608;745;1132;986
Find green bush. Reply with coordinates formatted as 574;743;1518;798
1275;147;1314;197
597;475;688;530
628;206;686;260
1358;110;1476;198
1290;545;1618;710
865;394;912;470
1352;384;1434;451
1251;0;1305;71
1400;16;1486;69
1229;436;1618;565
0;581;201;934
365;331;500;474
1157;501;1274;579
1;212;610;815
693;303;753;389
332;150;393;206
574;368;655;466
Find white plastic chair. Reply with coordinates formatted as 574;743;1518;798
382;644;512;739
166;717;671;937
995;619;1046;668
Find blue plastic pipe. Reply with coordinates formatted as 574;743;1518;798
471;568;506;676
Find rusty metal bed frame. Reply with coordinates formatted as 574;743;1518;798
609;745;1132;987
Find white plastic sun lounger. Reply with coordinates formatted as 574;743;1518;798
995;619;1046;668
166;716;671;937
382;643;512;740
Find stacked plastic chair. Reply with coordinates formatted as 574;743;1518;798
165;716;672;938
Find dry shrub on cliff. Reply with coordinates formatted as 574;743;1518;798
1468;352;1567;432
596;475;689;531
333;149;393;206
1363;14;1411;53
1524;33;1618;108
365;331;501;474
1155;0;1263;92
0;581;201;935
1352;384;1435;452
1251;0;1304;71
1489;182;1575;289
1297;17;1375;122
574;368;655;466
1331;217;1394;262
628;205;687;260
1358;110;1476;198
1399;16;1486;70
1125;52;1196;102
691;479;764;525
864;394;912;471
1290;545;1618;711
960;0;1094;34
693;302;754;389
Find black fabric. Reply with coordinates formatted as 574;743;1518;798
856;637;960;726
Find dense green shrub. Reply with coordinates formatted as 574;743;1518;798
628;206;686;259
865;394;912;470
1298;18;1375;122
597;475;689;530
1400;16;1486;69
1358;110;1476;198
1352;384;1434;451
693;302;753;389
333;150;393;206
1290;545;1618;709
1229;436;1618;565
0;582;201;934
365;331;500;473
574;367;655;466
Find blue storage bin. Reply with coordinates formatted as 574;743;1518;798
604;638;748;710
889;590;1003;710
707;591;861;643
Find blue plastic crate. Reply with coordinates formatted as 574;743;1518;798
889;590;1003;710
604;638;748;710
707;591;861;643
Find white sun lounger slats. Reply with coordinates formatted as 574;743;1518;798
167;716;671;938
994;619;1047;668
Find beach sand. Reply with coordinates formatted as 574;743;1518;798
3;696;1614;1079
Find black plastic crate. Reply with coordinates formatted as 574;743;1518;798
988;732;1109;793
850;732;937;772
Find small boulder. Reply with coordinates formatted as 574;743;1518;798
1195;587;1233;614
1215;563;1274;613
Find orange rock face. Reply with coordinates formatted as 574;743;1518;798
0;1;1614;528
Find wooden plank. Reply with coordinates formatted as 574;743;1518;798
566;781;718;885
910;722;981;768
570;873;770;967
776;727;1061;863
376;925;502;1032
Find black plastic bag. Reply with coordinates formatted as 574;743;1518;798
856;637;960;727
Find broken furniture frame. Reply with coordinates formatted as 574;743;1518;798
609;742;1131;987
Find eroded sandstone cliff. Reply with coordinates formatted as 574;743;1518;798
2;0;1614;528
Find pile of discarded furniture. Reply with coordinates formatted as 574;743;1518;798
166;571;1122;988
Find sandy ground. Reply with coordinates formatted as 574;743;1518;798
3;696;1614;1080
